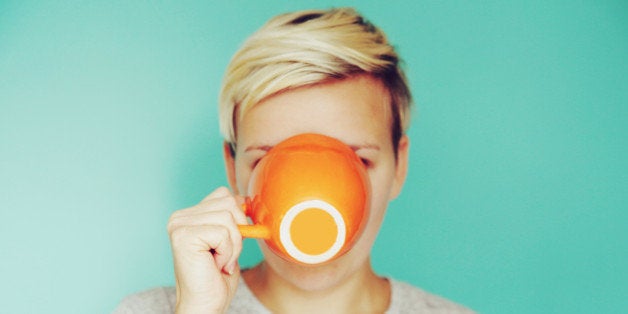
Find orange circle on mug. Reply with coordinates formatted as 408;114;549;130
238;133;371;265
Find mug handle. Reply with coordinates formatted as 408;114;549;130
237;199;271;239
238;225;270;239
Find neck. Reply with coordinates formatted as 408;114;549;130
243;259;390;314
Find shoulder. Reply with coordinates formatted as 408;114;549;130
388;279;475;314
112;287;176;314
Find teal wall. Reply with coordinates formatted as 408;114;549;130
1;1;626;313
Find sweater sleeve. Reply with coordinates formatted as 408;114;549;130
112;287;176;314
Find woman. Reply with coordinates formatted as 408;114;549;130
116;8;473;313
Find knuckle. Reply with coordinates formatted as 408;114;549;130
218;210;235;223
169;226;189;243
167;207;191;225
216;186;230;194
167;214;184;233
208;186;231;200
216;225;230;240
167;215;178;230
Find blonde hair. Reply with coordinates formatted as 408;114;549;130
219;7;412;153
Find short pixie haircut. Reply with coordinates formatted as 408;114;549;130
219;7;412;155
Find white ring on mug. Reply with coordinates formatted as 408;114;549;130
279;199;346;264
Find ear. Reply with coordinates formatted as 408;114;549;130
223;142;240;195
389;135;409;200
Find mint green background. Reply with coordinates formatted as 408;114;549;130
1;1;626;313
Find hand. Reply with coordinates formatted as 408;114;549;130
167;187;248;313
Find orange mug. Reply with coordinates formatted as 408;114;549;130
238;133;371;265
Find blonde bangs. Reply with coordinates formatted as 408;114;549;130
219;8;411;145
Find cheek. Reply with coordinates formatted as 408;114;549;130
234;160;252;195
365;166;396;223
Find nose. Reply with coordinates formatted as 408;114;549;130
279;200;346;264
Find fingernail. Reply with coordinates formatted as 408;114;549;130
227;262;236;275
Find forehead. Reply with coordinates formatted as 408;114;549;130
236;75;392;148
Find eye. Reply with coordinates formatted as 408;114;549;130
251;158;261;169
246;152;267;170
360;157;372;168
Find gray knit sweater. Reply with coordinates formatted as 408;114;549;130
114;278;473;313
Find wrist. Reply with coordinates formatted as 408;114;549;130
176;297;225;314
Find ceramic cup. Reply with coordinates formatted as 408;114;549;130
238;133;371;265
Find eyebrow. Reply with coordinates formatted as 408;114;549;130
349;144;380;151
244;145;273;153
245;144;380;153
